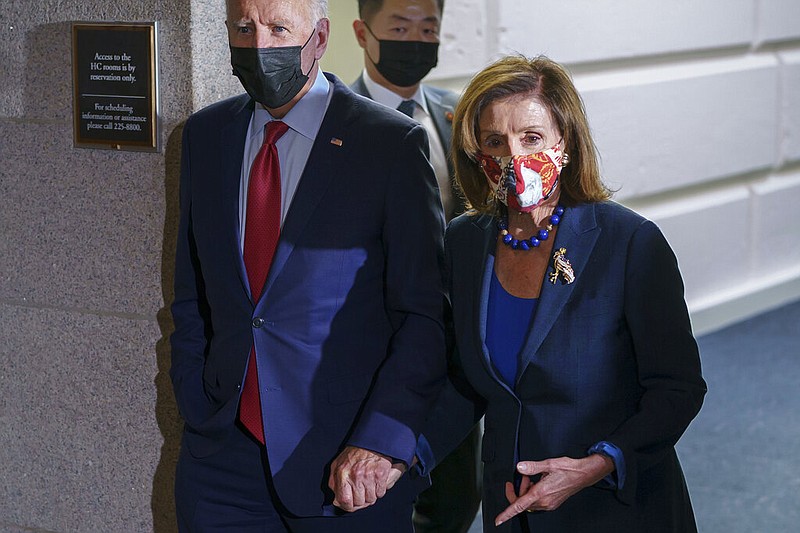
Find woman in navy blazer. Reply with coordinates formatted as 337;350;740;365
417;55;707;532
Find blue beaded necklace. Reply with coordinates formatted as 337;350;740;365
498;206;565;251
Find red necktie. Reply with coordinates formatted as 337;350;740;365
239;120;289;444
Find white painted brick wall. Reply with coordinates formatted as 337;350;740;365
429;0;800;333
780;50;800;163
578;55;779;199
494;0;754;65
434;0;488;79
753;173;800;271
758;0;800;44
638;185;751;305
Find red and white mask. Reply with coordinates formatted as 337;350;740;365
477;144;564;212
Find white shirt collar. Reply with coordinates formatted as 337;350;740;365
362;69;428;114
250;68;331;141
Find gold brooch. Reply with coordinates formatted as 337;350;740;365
549;247;575;284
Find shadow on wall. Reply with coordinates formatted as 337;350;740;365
152;122;186;533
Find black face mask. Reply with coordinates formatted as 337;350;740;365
364;24;439;87
230;31;315;109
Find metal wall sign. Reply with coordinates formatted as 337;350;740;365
72;22;160;151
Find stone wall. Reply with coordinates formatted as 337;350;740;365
0;1;237;531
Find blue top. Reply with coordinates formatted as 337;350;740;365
485;269;626;489
486;270;538;388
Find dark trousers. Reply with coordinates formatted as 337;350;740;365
413;423;482;533
175;425;414;533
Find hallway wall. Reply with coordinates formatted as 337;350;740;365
327;0;800;335
0;1;236;531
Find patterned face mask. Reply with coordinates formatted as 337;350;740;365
477;145;565;212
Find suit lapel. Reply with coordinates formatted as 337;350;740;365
516;204;600;384
220;96;256;301
468;215;511;388
423;85;463;214
424;86;454;153
259;75;357;302
351;75;369;98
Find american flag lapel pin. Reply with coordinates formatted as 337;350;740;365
330;137;343;146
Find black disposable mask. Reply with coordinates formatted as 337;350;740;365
230;31;315;109
364;23;439;87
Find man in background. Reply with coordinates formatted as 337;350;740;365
351;2;481;531
351;0;463;220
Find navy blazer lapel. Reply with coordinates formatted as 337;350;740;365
468;215;511;388
516;204;600;383
259;75;355;302
350;75;369;97
424;86;454;152
423;85;463;214
220;96;255;301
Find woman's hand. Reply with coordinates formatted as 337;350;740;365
494;454;615;526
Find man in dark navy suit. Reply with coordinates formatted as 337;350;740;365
351;1;480;531
170;0;446;531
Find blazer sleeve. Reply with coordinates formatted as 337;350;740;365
417;222;488;472
169;118;214;430
416;343;487;474
345;123;449;466
610;219;707;503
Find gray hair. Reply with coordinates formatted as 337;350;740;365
309;0;328;21
225;0;328;22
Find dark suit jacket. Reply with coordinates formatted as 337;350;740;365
350;75;465;219
423;202;707;532
170;73;447;517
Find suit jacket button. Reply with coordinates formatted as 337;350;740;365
252;317;264;328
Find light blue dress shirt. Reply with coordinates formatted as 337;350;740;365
238;70;333;251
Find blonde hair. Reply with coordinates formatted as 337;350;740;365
452;55;610;214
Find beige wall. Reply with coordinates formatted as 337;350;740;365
320;1;362;84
